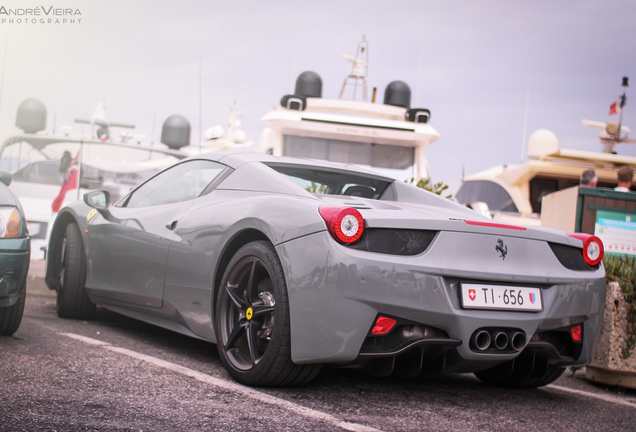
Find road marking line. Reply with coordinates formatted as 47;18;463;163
62;332;111;346
546;384;636;408
60;332;381;432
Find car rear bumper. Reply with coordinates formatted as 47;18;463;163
279;231;605;372
0;238;31;307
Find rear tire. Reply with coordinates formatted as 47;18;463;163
56;223;95;319
0;282;26;336
215;241;321;387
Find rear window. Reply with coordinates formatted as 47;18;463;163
265;163;392;199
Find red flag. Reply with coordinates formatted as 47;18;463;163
52;154;79;213
609;94;626;116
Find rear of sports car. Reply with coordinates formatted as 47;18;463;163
278;195;605;388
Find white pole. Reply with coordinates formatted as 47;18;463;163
199;53;202;153
520;51;533;162
76;140;83;201
415;1;428;106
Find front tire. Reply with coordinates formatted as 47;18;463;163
56;223;95;319
215;241;321;387
0;282;26;336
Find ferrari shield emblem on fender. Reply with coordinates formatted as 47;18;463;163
495;239;508;260
87;209;97;221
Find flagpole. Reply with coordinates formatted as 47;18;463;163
619;98;624;140
617;77;629;142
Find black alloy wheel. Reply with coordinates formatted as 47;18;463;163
220;255;276;370
215;241;321;387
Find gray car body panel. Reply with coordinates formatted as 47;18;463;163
45;152;606;370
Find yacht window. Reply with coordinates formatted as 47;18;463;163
283;135;414;171
529;177;578;214
456;180;518;213
12;160;63;185
0;141;46;173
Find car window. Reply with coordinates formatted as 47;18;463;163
123;160;225;208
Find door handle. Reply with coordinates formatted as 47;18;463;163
166;220;178;231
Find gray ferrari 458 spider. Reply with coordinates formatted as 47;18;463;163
45;151;605;388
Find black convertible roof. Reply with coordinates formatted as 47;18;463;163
195;150;396;182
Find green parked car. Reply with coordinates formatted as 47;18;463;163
0;170;31;335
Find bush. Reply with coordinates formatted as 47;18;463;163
604;254;636;359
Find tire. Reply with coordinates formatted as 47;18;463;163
56;223;95;319
475;354;565;388
0;282;26;336
215;241;321;387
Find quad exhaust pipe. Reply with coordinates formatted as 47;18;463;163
473;330;491;351
494;332;508;350
470;329;526;352
511;331;526;351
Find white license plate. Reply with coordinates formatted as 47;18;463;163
461;283;543;311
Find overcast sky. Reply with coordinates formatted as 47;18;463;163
0;0;635;192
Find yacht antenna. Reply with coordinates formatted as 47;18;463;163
339;35;369;101
583;77;636;153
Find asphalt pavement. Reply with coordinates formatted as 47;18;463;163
2;261;636;431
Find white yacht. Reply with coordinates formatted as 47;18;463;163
0;99;189;258
260;36;440;182
455;126;636;226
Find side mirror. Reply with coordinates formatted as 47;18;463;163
84;190;110;211
0;170;12;186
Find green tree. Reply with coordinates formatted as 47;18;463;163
406;177;453;199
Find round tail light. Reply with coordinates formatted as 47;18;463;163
319;207;364;244
567;233;604;266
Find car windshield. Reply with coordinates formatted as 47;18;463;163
265;163;392;199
